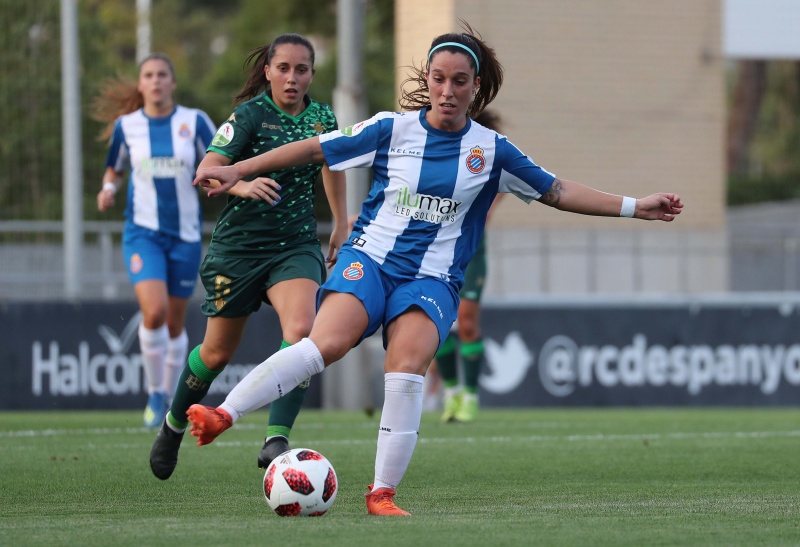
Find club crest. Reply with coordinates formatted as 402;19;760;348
129;253;143;274
343;262;364;280
466;146;486;174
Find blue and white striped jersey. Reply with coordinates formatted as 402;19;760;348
105;106;216;243
319;109;556;289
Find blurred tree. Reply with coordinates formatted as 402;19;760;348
727;60;766;176
0;0;63;221
727;60;800;204
0;0;394;222
751;62;800;176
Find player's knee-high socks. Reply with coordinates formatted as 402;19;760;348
373;373;424;490
164;329;188;399
435;333;459;388
220;338;324;422
266;340;310;440
139;323;169;395
460;338;484;394
166;345;222;430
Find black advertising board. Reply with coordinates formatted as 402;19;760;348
0;301;321;410
476;303;800;406
1;300;799;409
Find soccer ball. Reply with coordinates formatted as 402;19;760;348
263;448;338;516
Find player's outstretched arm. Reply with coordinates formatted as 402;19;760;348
195;137;325;197
539;178;683;221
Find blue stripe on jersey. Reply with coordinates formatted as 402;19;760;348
195;112;215;156
148;116;179;236
105;120;128;170
348;116;393;234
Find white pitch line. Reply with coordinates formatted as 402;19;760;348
2;427;799;447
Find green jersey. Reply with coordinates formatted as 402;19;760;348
206;93;337;257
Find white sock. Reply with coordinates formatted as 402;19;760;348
220;338;324;423
139;323;169;395
373;372;424;491
163;329;188;398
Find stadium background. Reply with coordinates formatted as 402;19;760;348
2;0;800;409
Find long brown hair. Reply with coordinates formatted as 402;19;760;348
399;21;503;119
233;33;316;105
93;53;176;140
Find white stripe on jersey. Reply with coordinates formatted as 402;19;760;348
358;116;428;266
320;110;555;288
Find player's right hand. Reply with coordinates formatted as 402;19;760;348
97;188;115;212
231;177;282;205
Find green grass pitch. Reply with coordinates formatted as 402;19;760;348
1;408;798;546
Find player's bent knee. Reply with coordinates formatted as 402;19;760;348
198;346;232;371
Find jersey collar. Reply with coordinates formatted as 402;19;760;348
264;92;313;122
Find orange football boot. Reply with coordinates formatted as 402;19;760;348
365;484;411;516
186;405;232;446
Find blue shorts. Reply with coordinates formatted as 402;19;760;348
319;247;459;349
122;226;202;298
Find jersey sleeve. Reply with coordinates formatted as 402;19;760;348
322;104;339;133
206;105;254;160
496;137;556;203
195;110;216;159
104;119;129;172
318;113;388;171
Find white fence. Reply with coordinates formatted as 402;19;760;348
2;213;800;301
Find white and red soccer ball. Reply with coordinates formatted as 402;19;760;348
263;448;338;516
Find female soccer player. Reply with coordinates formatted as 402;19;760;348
96;53;216;429
148;34;347;480
186;24;683;515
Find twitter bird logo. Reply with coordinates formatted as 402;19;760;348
480;332;534;394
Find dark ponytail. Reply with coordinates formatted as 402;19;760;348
233;33;316;104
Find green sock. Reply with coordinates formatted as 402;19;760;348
435;333;458;384
460;339;485;394
266;340;309;440
166;345;222;429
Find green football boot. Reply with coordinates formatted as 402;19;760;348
454;392;478;422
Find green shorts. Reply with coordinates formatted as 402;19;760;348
460;234;487;302
199;245;326;318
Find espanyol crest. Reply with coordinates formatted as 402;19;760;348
343;262;364;280
466;146;486;173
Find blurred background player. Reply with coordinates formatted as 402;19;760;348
95;53;216;429
436;108;504;423
149;33;347;480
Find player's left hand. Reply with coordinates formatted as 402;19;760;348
635;193;684;221
326;222;349;268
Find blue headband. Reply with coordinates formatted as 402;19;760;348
427;42;480;72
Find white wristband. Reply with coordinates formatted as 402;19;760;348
620;196;636;218
103;182;117;194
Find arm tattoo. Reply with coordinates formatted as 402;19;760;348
540;178;564;208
